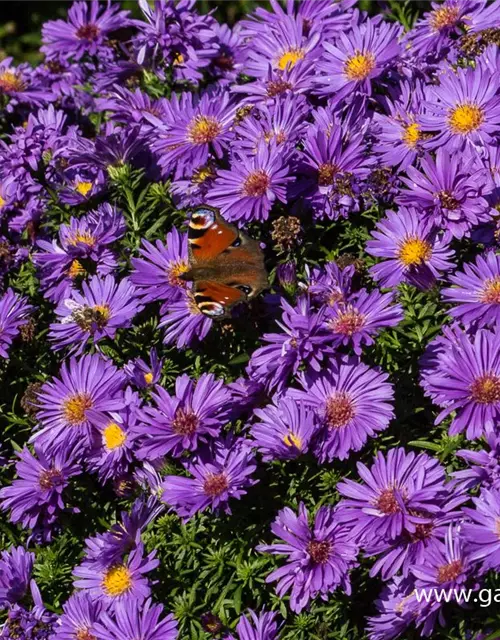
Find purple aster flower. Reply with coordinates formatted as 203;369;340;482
41;0;131;62
33;205;124;303
421;64;500;151
256;503;358;613
398;148;490;239
462;487;500;574
423;327;500;439
161;437;257;520
73;542;158;608
366;208;455;289
251;395;318;461
292;127;372;221
290;357;394;461
0;289;34;359
130;229;189;304
0;57;54;110
442;252;500;328
54;592;105;640
33;353;126;454
93;599;178;640
207;141;293;223
305;261;355;308
0;444;81;540
336;448;448;544
0;547;34;607
1;581;57;640
461;489;500;573
367;576;433;640
407;0;484;58
151;91;236;178
453;433;500;491
315;18;402;99
159;289;213;348
366;491;466;581
372;80;427;171
135;373;231;459
246;296;334;394
209;23;248;83
411;526;473;607
49;275;142;354
244;14;320;79
226;610;280;640
87;388;141;483
124;349;163;390
324;288;404;355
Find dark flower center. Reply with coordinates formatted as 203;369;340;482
39;468;63;490
76;23;100;41
318;163;339;187
266;79;292;97
307;539;331;564
172;408;199;436
437;559;463;584
329;307;366;336
203;472;229;497
376;488;402;515
201;613;223;634
409;522;434;542
470;374;500;404
214;53;234;71
242;170;270;197
438;190;460;210
76;24;99;41
325;392;355;428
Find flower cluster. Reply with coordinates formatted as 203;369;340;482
1;1;500;639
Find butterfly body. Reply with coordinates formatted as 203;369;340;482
185;206;268;318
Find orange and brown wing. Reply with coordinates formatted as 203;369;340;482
188;206;238;263
194;280;245;317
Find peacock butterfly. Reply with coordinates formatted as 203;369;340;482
183;205;268;318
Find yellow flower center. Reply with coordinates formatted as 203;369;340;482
187;116;222;144
102;565;133;596
277;48;305;71
402;122;421;148
63;393;93;426
76;628;96;640
344;52;376;81
398;237;432;266
74;181;93;197
480;277;500;304
173;52;184;65
192;165;216;184
103;422;127;450
0;71;25;93
144;372;154;385
68;232;95;247
0;195;5;208
429;5;461;31
448;104;484;135
68;259;86;279
283;433;302;449
167;260;189;287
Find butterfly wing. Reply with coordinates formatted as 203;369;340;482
188;206;239;263
193;280;245;318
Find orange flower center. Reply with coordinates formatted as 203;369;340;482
470;374;500;404
318;163;339;187
187;116;222;144
376;488;402;515
480;277;500;304
203;472;228;497
63;393;93;425
0;71;25;93
242;170;270;197
437;559;463;583
67;259;86;279
325;392;355;428
307;540;331;564
429;5;461;31
68;232;96;247
38;468;63;490
344;52;376;81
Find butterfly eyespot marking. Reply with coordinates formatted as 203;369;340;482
190;208;215;230
198;301;225;317
236;284;253;296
